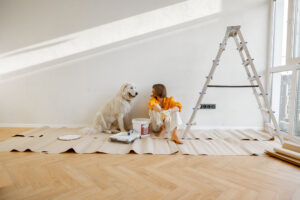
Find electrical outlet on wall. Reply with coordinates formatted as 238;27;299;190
200;104;216;109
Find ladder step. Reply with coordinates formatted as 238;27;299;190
248;75;262;81
237;42;248;51
248;77;256;81
212;60;219;65
265;123;274;128
219;43;226;51
243;60;250;66
237;44;244;51
243;58;254;67
258;93;269;96
260;108;268;112
208;85;258;88
253;92;260;97
265;123;278;133
260;108;274;113
186;122;197;126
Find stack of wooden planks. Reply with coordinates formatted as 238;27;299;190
265;142;300;167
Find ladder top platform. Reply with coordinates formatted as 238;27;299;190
227;26;241;37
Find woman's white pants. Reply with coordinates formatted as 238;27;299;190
149;110;183;136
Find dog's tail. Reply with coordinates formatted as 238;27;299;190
80;112;105;135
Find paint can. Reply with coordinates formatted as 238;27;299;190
132;118;150;137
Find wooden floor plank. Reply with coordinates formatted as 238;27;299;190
0;128;299;200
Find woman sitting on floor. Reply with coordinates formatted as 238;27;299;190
148;84;183;144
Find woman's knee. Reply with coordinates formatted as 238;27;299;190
149;110;162;119
150;110;160;114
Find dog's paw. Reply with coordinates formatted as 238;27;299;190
111;130;121;134
103;130;112;134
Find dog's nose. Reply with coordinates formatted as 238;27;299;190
135;92;138;96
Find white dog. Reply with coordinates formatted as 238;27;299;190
82;83;138;134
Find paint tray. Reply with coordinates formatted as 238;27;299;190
109;132;140;144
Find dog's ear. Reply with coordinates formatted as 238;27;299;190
120;83;130;93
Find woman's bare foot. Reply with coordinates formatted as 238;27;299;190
171;127;183;144
155;126;166;137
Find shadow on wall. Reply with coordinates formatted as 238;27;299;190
0;0;187;54
0;0;223;81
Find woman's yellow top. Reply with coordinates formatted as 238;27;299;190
148;96;182;112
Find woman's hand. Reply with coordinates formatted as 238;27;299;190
153;104;162;112
169;106;179;112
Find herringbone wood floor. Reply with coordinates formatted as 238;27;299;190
0;128;299;200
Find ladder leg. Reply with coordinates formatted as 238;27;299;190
232;36;270;124
236;30;284;144
182;32;230;139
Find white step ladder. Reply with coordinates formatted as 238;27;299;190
182;26;284;144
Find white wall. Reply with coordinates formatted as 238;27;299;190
0;0;270;128
0;0;185;53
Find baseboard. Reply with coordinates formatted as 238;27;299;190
0;123;89;128
279;131;300;144
0;123;264;130
188;125;264;130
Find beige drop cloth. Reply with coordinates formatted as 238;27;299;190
0;127;280;155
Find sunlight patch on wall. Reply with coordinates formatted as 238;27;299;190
0;0;221;76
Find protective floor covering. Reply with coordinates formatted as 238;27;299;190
0;127;280;155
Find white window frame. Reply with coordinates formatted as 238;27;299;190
287;0;300;64
267;0;300;139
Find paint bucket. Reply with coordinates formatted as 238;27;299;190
132;118;151;137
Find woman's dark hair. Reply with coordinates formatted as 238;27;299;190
152;84;167;98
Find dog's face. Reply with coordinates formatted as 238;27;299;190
121;83;138;101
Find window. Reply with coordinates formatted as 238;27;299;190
269;0;300;138
292;0;300;59
294;70;300;136
287;0;300;64
272;0;289;66
271;71;293;133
